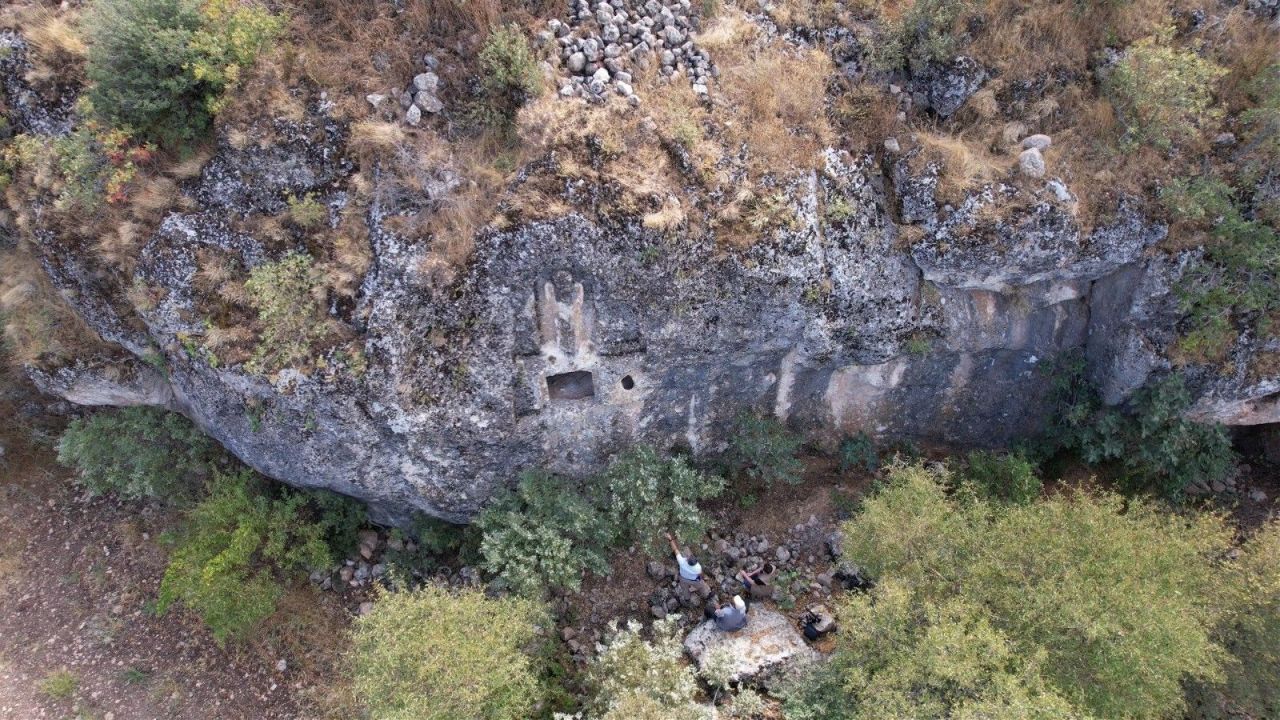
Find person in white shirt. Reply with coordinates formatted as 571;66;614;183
666;531;710;604
714;595;749;632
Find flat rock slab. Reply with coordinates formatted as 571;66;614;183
683;608;818;685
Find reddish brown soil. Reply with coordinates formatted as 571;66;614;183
0;449;359;720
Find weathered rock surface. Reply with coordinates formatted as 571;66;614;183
684;608;818;685
7;40;1278;522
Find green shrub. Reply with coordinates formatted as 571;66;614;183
476;470;612;596
1195;522;1280;718
84;0;282;146
244;251;327;373
585;617;705;720
1240;62;1280;173
789;460;1242;719
838;432;879;474
961;449;1041;505
351;585;548;720
1104;28;1227;150
726;413;804;488
475;23;542;130
596;446;725;555
1040;355;1235;500
38;670;78;700
156;470;335;643
57;406;218;502
286;193;327;229
869;0;971;72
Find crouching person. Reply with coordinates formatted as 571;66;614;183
714;595;749;632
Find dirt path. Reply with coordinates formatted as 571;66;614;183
0;452;355;720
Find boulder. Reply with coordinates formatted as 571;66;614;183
684;608;818;685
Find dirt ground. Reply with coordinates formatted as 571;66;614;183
0;448;360;720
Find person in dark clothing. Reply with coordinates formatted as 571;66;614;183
713;595;748;632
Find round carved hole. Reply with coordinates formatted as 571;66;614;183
621;375;635;390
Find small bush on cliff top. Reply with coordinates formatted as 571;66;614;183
476;470;612;596
584;617;704;720
961;449;1042;505
156;469;340;643
1105;28;1228;151
472;23;542;131
58;406;218;502
244;251;327;373
84;0;282;146
352;585;549;720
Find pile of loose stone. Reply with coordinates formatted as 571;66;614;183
544;0;715;101
366;55;445;126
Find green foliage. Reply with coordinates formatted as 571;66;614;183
1239;62;1280;172
1192;521;1280;718
838;432;879;474
57;406;218;502
961;449;1041;505
1040;355;1236;500
351;585;549;720
585;618;705;720
796;461;1239;720
1104;29;1227;151
244;251;327;373
38;670;78;700
869;0;971;71
1169;180;1280;365
307;488;368;557
596;446;725;555
726;413;804;488
286;193;327;229
475;23;542;130
476;470;612;596
728;688;767;719
4;125;144;211
84;0;281;146
156;470;335;643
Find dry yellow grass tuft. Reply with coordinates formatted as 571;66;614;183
12;6;87;85
0;248;104;367
911;131;1004;201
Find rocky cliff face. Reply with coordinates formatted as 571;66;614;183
5;29;1277;523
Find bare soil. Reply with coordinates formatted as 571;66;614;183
0;448;360;720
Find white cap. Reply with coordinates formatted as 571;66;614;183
732;595;746;612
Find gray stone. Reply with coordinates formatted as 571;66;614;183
592;67;611;84
1022;134;1052;150
1019;147;1046;178
405;103;422;126
616;81;634;97
413;72;439;93
415;91;443;114
775;546;791;564
883;137;901;153
661;49;676;66
568;52;587;73
365;93;387;108
684;608;818;685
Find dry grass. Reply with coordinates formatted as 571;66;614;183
8;5;87;85
643;195;687;231
0;247;105;367
910;131;1004;202
1211;9;1280;116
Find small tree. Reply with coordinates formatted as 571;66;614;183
476;23;542;130
1105;29;1227;150
961;449;1041;505
57;406;218;501
585;617;705;720
244;251;327;373
596;446;725;555
351;585;548;720
84;0;281;146
156;470;335;643
726;413;804;488
476;470;612;596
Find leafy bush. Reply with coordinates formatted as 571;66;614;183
244;252;327;373
596;446;725;555
869;0;971;71
84;0;281;146
4;126;145;211
1040;355;1236;500
726;413;804;488
961;449;1041;505
351;585;548;720
1165;179;1280;365
838;432;878;474
287;193;327;229
38;670;78;700
584;617;704;720
1105;29;1227;150
57;406;218;502
475;23;542;130
794;461;1240;720
156;470;337;643
476;470;612;596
